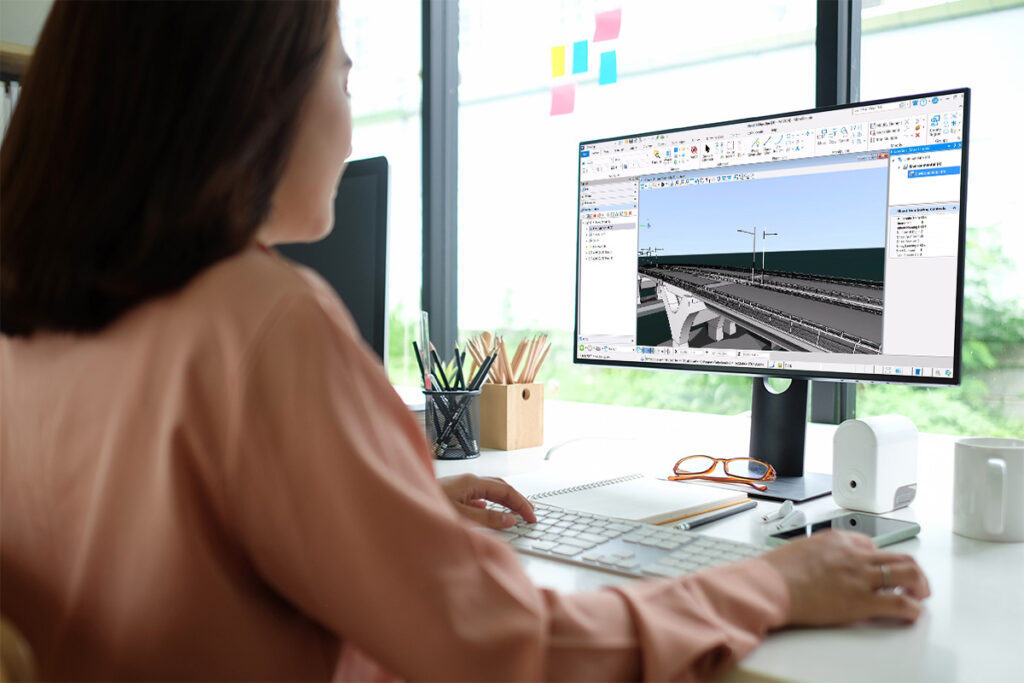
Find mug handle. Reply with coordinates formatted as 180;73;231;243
984;458;1007;535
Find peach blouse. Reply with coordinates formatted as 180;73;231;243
1;247;789;680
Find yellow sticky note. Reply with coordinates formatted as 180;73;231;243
551;45;566;78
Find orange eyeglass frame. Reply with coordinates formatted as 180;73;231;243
669;455;777;491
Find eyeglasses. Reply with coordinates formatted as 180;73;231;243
669;455;776;491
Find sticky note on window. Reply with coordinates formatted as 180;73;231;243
598;50;617;85
550;83;575;116
572;40;588;74
594;8;621;42
551;45;565;77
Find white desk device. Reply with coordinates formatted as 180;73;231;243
833;414;918;513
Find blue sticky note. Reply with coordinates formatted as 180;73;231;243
572;40;588;74
598;50;617;85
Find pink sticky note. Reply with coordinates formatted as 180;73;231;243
594;8;621;42
550;83;575;116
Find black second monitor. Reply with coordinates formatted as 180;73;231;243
277;156;389;362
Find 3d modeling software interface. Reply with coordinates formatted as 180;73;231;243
576;90;967;382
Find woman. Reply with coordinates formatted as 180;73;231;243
0;2;929;680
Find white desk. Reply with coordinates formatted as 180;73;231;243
434;400;1024;682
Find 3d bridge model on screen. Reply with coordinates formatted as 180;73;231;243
637;264;883;354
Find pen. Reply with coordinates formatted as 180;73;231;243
677;500;757;530
419;311;431;390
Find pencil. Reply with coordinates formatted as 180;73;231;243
520;336;539;384
467;344;491;386
470;353;497;391
515;337;530;384
465;341;483;382
479;337;500;382
490;339;504;384
499;337;513;385
528;342;551;383
510;339;527;378
454;344;466;389
466;340;484;365
677;500;757;530
430;347;451;390
412;341;426;386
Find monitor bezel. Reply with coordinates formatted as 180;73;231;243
573;87;970;387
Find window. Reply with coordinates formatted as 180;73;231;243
458;0;814;412
857;0;1024;436
340;6;423;385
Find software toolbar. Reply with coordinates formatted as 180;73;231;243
580;93;963;182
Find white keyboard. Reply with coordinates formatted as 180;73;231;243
488;502;769;578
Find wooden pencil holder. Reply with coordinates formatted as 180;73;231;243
480;383;544;450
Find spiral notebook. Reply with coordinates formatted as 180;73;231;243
527;473;748;526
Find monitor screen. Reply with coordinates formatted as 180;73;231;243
575;89;968;385
277;156;389;361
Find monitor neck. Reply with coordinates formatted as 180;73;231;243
749;377;832;502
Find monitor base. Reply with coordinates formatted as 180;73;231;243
751;472;833;502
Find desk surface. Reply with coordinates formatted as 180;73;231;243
433;400;1023;682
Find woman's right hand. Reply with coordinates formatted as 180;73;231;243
760;530;931;626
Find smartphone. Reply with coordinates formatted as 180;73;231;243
766;512;921;547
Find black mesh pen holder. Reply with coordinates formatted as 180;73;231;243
424;389;482;460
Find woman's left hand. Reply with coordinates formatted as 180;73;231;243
438;474;537;529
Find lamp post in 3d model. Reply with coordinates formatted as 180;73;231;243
761;230;778;282
638;246;663;264
737;228;756;282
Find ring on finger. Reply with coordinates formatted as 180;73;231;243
879;563;891;589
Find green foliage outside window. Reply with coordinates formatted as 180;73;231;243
857;225;1023;437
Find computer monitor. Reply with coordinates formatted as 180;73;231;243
277;155;389;361
574;88;969;501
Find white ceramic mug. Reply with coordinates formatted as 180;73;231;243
953;437;1024;542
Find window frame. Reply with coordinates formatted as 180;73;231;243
425;1;862;421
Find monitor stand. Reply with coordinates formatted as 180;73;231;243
747;377;832;502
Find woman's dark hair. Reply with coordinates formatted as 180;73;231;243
1;1;336;336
